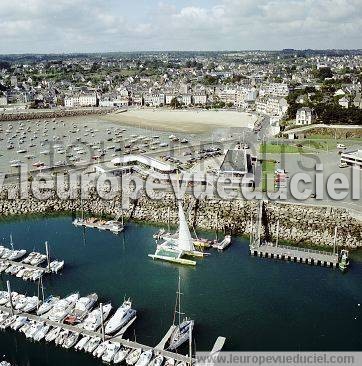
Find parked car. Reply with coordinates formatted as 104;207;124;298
337;144;346;149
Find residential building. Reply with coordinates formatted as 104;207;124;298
339;96;349;109
353;93;362;109
64;93;98;108
296;107;314;125
182;94;192;106
0;94;8;106
193;92;207;105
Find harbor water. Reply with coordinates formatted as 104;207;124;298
0;216;361;365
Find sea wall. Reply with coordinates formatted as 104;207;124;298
0;186;360;249
0;107;114;122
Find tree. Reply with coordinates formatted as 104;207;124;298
170;97;181;109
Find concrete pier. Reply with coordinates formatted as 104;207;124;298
250;243;339;268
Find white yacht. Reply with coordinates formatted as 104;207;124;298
33;324;50;341
149;355;164;366
64;293;98;325
46;293;79;322
36;295;60;316
135;350;153;366
81;303;112;332
85;337;101;353
126;348;142;366
74;335;90;351
11;316;28;331
22;296;41;313
105;298;136;335
114;347;130;364
8;249;27;261
102;342;121;363
45;326;61;342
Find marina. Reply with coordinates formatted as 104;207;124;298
0;216;361;366
0;285;195;365
0;241;64;281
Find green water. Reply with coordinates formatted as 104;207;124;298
0;216;361;365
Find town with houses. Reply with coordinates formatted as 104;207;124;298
0;50;361;128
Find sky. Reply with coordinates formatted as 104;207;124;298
0;0;361;54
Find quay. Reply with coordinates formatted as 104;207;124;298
0;304;196;364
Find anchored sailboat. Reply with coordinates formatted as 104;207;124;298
168;275;194;351
149;202;204;266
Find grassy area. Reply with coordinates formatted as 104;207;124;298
261;160;276;192
260;143;303;154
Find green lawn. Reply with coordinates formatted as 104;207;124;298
260;143;303;154
261;160;276;192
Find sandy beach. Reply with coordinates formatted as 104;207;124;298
104;109;257;133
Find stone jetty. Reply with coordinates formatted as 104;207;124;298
0;107;114;122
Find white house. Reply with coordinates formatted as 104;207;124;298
339;97;349;109
193;92;207;105
0;95;8;106
296;107;314;125
182;94;192;106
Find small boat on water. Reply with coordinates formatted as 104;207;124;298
85;337;101;353
45;326;61;342
339;249;350;272
114;347;130;364
149;355;164;366
46;293;79;323
64;293;98;325
37;295;60;316
81;303;112;332
75;335;90;351
49;260;64;273
126;348;142;366
8;249;27;261
63;331;80;349
212;235;232;251
135;350;153;366
22;296;41;313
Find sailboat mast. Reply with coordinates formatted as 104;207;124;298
333;227;338;255
189;321;192;366
178;275;181;325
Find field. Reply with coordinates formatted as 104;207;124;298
260;143;303;154
261;160;276;192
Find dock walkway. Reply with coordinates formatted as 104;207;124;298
0;305;194;364
0;259;50;273
250;243;339;267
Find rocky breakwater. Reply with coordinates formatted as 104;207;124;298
0;107;115;122
0;185;361;249
132;195;362;249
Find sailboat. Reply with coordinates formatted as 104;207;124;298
168;276;194;351
148;202;203;266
